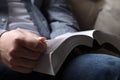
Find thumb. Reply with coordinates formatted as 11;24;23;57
24;37;47;51
18;36;45;51
34;37;47;51
37;37;46;42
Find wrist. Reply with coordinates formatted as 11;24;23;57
0;30;7;37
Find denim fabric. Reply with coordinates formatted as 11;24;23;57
0;63;54;80
62;54;120;80
1;53;120;80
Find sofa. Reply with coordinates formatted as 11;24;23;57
67;0;120;36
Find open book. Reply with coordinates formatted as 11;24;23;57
33;30;120;75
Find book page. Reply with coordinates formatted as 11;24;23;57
51;30;95;74
91;48;120;57
94;31;120;52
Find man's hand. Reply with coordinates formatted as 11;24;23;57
0;29;47;73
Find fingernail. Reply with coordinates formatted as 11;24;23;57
38;37;46;42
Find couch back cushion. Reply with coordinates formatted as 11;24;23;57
95;0;120;36
67;0;120;37
67;0;105;30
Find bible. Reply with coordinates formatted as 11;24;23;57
33;30;120;75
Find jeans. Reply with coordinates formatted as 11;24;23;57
0;53;120;80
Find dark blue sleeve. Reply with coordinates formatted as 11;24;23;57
45;0;80;38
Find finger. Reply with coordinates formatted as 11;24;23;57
37;37;46;42
17;36;47;52
11;65;33;73
10;57;38;69
31;37;47;52
14;48;41;60
16;28;46;49
20;51;41;61
32;39;47;52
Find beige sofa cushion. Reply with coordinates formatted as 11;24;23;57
67;0;105;30
67;0;120;36
95;0;120;36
